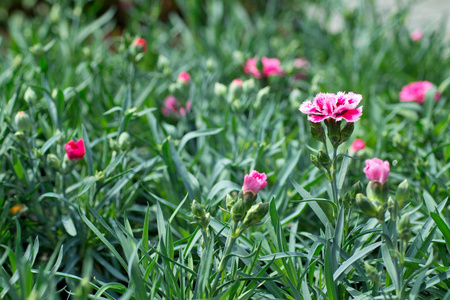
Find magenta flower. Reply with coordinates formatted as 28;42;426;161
350;139;366;153
162;96;191;117
132;38;147;52
399;81;440;104
261;57;284;77
299;92;363;123
410;29;423;42
65;139;85;161
242;170;267;195
244;58;261;78
177;71;191;85
363;158;390;183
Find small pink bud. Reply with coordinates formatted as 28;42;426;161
363;158;390;184
65;139;85;161
132;38;147;53
231;78;243;86
399;81;440;104
243;58;262;78
177;71;191;85
410;30;423;42
350;139;366;153
261;57;284;77
242;170;267;195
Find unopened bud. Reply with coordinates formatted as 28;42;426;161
232;50;244;66
206;58;216;71
47;154;60;169
214;82;227;97
317;150;331;169
364;262;381;286
228;79;243;100
242;78;255;93
231;199;245;223
240;202;269;231
356;193;378;218
15;111;31;132
95;170;105;181
396;179;409;209
398;214;411;242
343;181;362;205
309;122;325;144
29;43;44;57
254;86;270;109
118;132;131;150
24;87;37;103
191;200;206;218
388;196;398;222
226;193;236;211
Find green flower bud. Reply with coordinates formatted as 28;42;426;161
398;214;411;242
95;170;105;182
343;181;362;205
242;78;255;93
29;43;44;57
157;55;169;70
388;196;398;222
317;150;331;169
254;86;270;109
191;200;206;218
364;262;381;286
24;87;37;103
206;58;216;71
231;199;246;223
309;121;325;144
240;202;269;231
226;193;237;211
118;132;131;151
228;79;243;101
15;111;31;132
339;122;354;145
214;82;227;98
47;154;60;169
356;193;379;218
396;179;409;209
232;50;244;66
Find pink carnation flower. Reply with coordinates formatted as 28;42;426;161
132;38;147;53
177;71;191;85
65;139;85;161
399;81;440;104
363;158;390;183
162;96;191;117
299;92;363;123
410;29;423;42
231;78;243;86
350;139;366;153
243;58;261;78
242;170;267;195
261;57;284;77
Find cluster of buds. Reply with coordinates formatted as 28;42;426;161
214;78;257;110
356;158;410;223
228;171;269;237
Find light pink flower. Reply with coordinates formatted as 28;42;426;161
299;92;363;123
399;81;440;104
162;96;191;117
364;158;390;183
410;29;423;42
244;58;261;78
177;71;191;85
350;139;366;153
132;38;147;53
65;139;85;161
242;170;267;195
231;78;243;86
262;57;284;77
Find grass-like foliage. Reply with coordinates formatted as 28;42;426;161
0;0;449;299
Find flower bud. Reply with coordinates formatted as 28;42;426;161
95;170;105;182
206;58;216;71
343;181;362;205
232;50;245;66
398;214;411;242
24;87;37;103
226;193;237;211
254;86;270;109
239;202;269;231
388;196;398;222
47;154;60;169
228;79;243;101
364;262;381;286
214;82;227;97
118;132;131;151
29;43;44;57
231;199;245;223
356;193;379;218
242;78;255;93
339;122;354;145
396;179;409;209
15;111;31;132
309;121;325;144
317;150;331;169
191;200;206;218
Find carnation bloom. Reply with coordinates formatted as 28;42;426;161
132;38;147;53
242;170;267;195
363;158;390;183
410;29;423;41
261;57;284;77
65;139;85;161
299;92;363;123
177;71;191;85
231;78;243;86
162;96;191;117
399;81;440;104
350;139;366;153
243;58;261;78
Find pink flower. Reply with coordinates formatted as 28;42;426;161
244;58;261;78
299;92;363;123
162;96;191;117
132;38;147;53
65;140;85;161
262;57;284;77
177;72;190;85
242;170;267;195
399;81;440;104
350;139;366;153
231;78;243;86
363;158;390;183
410;29;423;42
